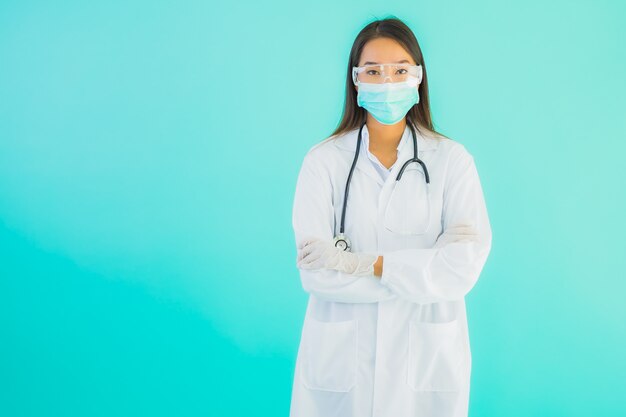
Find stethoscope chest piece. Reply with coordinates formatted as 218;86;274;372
333;233;351;252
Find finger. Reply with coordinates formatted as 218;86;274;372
298;256;320;269
297;236;320;250
298;248;322;268
297;248;308;263
447;224;478;235
297;244;314;262
297;249;317;265
299;242;316;252
297;253;313;268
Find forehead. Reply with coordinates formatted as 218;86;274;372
358;37;414;65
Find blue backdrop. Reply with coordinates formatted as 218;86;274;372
1;1;625;416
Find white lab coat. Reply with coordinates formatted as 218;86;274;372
289;123;492;417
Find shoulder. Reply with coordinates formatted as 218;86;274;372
434;139;482;194
420;132;478;189
421;129;471;158
423;131;475;170
299;130;354;171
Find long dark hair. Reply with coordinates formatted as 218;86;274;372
330;16;449;140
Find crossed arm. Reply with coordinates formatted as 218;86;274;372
292;144;492;304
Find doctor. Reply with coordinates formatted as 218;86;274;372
289;17;492;417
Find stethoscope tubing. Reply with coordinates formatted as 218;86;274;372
335;120;431;249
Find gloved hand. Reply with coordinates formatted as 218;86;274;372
433;224;479;248
296;237;378;276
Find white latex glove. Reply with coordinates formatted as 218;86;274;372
296;237;378;276
433;224;479;248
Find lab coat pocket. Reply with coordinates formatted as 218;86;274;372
384;168;432;235
300;318;358;392
407;318;464;392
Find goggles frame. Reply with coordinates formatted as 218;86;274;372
352;63;423;85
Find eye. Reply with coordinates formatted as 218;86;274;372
397;69;408;74
366;70;380;75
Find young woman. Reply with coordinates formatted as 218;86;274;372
290;17;492;417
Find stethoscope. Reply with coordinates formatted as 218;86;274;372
333;120;431;251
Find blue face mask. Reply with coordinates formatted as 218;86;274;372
356;78;420;125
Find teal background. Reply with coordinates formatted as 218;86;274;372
1;0;625;416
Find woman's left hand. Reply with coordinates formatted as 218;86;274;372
296;237;378;276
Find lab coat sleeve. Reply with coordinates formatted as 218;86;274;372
379;144;492;304
292;150;397;303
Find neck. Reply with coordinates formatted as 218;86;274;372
366;115;406;152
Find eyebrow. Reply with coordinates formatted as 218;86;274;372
362;59;411;65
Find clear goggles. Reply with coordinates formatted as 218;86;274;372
352;63;423;85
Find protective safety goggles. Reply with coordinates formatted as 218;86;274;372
352;63;423;85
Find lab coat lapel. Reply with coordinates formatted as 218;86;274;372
333;124;438;188
386;125;435;183
356;144;385;187
332;127;382;186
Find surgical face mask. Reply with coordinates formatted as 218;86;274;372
356;76;420;125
